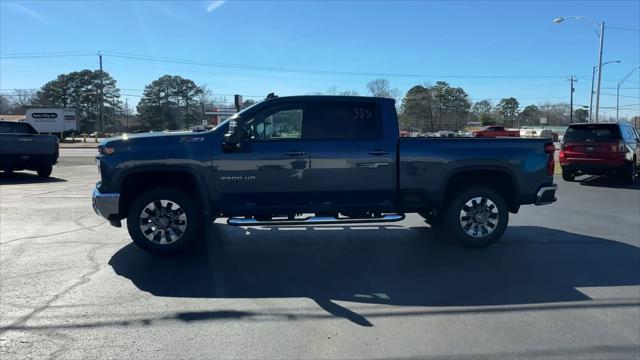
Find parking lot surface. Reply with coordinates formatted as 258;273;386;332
1;152;639;359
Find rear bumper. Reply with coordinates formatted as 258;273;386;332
561;160;625;173
92;187;121;226
0;154;58;170
535;184;557;206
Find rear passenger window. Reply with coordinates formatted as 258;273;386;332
624;126;638;141
310;102;381;140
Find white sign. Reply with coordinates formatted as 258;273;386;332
540;117;547;124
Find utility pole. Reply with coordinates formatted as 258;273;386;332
98;51;104;133
617;67;640;122
594;21;605;123
568;76;576;124
589;66;596;123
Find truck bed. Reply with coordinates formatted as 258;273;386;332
398;137;553;209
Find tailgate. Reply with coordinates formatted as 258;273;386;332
563;142;623;160
0;134;57;156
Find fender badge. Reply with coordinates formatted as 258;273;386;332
180;137;204;143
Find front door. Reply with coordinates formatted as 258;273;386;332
214;102;311;214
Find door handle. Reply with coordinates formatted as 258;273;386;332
285;150;306;157
369;149;389;156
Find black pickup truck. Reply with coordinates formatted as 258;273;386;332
93;96;557;255
0;121;58;178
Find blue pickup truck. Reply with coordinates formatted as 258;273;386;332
93;95;557;255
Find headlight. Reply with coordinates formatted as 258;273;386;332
98;146;115;155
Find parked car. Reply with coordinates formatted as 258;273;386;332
438;130;456;138
0;121;59;178
559;122;639;183
93;95;557;255
472;125;520;138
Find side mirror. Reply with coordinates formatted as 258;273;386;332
222;118;241;152
222;132;240;152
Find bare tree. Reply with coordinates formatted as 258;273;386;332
11;89;38;114
339;89;359;96
366;78;399;99
197;84;214;114
326;85;339;96
0;94;11;114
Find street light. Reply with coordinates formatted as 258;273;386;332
617;67;640;121
590;60;621;122
554;16;605;122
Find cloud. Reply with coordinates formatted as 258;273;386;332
11;3;47;24
206;1;225;13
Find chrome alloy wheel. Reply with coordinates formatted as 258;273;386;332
139;200;188;244
459;196;499;238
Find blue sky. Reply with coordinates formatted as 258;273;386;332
1;0;639;118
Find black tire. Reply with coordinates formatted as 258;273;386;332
622;160;637;185
443;186;509;248
36;165;52;178
561;168;575;182
126;187;203;255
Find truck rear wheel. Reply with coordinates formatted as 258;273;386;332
126;187;202;255
622;160;637;185
36;165;52;178
443;186;508;248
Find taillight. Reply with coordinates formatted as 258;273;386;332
613;139;626;152
545;142;555;176
544;143;556;154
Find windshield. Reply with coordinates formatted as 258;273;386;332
0;122;37;134
564;124;622;143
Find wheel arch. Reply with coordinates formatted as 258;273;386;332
441;167;519;213
117;167;212;219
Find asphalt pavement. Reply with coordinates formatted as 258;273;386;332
1;152;639;359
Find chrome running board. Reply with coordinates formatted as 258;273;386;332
227;213;405;226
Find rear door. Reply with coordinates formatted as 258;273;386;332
306;99;395;210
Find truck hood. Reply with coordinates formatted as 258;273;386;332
99;130;211;152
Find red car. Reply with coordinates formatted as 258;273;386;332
472;125;520;138
560;123;640;183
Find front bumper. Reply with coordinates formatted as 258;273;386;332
92;187;121;226
535;184;557;206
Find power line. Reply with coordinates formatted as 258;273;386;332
600;92;640;99
1;50;576;80
607;26;640;32
0;53;95;59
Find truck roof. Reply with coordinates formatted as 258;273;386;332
261;95;396;104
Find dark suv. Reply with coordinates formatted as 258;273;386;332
560;122;640;183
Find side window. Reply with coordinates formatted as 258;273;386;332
626;126;638;141
311;101;381;140
620;126;632;142
242;106;304;140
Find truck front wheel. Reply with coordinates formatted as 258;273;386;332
126;187;202;255
443;186;508;248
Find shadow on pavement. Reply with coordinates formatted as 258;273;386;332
0;171;66;185
108;224;640;326
577;174;640;190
